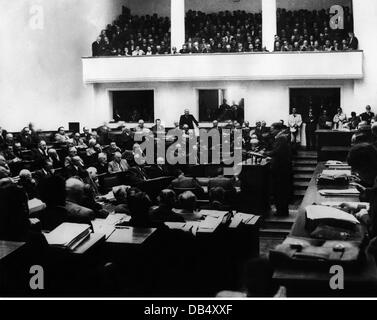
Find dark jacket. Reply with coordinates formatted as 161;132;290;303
179;114;199;129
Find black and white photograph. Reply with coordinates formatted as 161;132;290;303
0;0;376;306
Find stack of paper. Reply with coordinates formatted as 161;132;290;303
306;205;359;225
44;223;91;250
319;188;360;196
92;220;116;239
320;202;369;210
322;169;352;177
325;161;349;167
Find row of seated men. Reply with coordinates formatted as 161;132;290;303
92;6;357;57
0;170;285;297
0;122;295;295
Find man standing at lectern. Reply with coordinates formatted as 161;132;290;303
179;109;199;130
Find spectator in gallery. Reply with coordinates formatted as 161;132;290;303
333;107;347;129
318;109;332;129
360;105;375;125
288;107;303;147
304;108;317;151
132;46;145;56
108;152;129;173
92;36;102;57
179;109;199;130
348;32;359;50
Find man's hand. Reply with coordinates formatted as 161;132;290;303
338;203;361;214
349;182;366;192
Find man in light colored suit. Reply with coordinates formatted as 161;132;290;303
108;152;129;173
288;107;303;146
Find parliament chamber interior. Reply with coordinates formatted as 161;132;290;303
1;0;377;299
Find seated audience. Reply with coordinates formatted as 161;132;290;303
55;126;70;143
174;191;203;221
108;151;129;173
151;189;184;223
95;152;108;175
64;178;95;222
18;169;38;199
170;173;205;199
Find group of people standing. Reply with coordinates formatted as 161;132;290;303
287;105;375;151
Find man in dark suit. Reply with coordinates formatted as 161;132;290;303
264;122;292;217
92;37;102;56
179;109;199;129
348;32;359;50
360;105;375;125
170;174;205;199
32;140;49;169
208;174;237;204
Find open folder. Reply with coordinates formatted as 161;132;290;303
44;223;91;250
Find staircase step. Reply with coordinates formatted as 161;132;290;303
293;189;306;197
295;151;318;159
293;181;309;189
294;173;313;180
293;159;318;166
293;166;316;173
260;228;290;237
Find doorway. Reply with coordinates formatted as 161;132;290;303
289;88;341;119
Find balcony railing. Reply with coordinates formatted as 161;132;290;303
82;51;363;84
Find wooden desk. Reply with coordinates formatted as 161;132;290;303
316;130;355;161
71;233;105;255
106;227;156;245
0;241;25;261
273;163;377;297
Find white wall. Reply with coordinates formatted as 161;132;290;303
353;0;377;112
0;0;126;132
93;79;355;127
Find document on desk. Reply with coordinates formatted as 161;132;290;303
322;169;352;177
105;213;130;225
200;210;229;219
229;214;243;229
199;216;222;231
306;205;360;225
320;202;369;210
164;222;186;230
325;161;349;167
92;220;116;239
319;188;360;196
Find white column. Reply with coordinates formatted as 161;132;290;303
171;0;185;51
353;0;377;112
262;0;277;52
